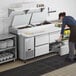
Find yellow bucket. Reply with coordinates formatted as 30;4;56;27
64;30;70;35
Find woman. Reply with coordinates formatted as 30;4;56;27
58;12;76;61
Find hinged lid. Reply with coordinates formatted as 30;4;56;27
8;7;45;29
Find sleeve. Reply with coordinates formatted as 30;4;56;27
61;19;66;36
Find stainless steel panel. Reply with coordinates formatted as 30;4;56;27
35;34;49;46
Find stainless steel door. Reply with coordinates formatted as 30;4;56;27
24;37;34;59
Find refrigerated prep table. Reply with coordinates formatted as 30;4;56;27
8;5;69;61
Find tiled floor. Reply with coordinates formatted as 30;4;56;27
0;60;25;72
0;54;56;72
42;63;76;76
0;54;76;76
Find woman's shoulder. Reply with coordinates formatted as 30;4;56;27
64;16;74;20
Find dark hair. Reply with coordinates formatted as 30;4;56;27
59;12;66;19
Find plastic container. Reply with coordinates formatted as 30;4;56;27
6;39;13;47
0;41;7;49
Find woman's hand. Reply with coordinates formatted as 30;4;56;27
58;35;63;42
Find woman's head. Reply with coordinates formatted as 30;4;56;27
59;12;66;20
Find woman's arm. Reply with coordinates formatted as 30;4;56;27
61;20;66;37
58;20;66;41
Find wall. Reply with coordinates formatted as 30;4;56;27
46;0;76;21
0;0;76;34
